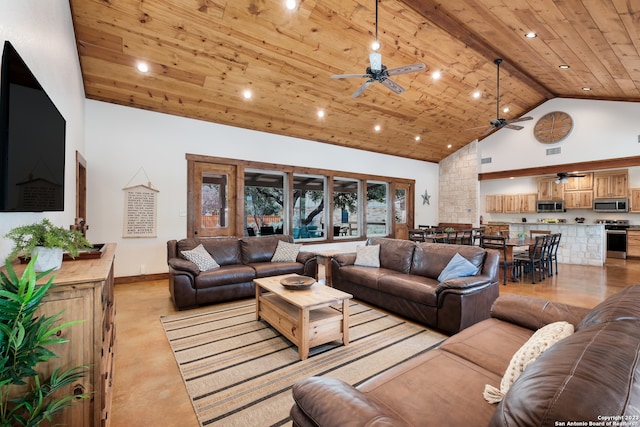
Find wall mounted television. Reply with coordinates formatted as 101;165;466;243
0;41;66;212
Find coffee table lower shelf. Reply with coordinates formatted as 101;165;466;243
257;293;348;360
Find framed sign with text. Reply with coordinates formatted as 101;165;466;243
123;184;159;238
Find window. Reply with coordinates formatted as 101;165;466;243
187;154;414;241
294;174;326;240
333;178;360;238
244;170;285;236
366;181;388;236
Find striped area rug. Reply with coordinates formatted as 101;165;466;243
161;299;446;427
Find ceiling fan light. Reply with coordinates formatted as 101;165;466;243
555;179;561;184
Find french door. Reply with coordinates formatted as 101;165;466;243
188;161;237;237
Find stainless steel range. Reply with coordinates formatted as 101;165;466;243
597;219;630;259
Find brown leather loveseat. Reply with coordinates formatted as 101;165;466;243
291;286;640;426
331;237;500;334
167;235;316;310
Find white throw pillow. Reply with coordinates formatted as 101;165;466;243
437;253;479;282
483;321;574;403
354;244;380;267
271;240;302;262
181;244;220;271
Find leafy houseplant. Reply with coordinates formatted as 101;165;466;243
4;219;92;272
0;258;88;426
517;232;528;242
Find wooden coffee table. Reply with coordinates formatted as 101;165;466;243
255;274;352;360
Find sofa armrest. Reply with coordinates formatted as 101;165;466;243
291;377;409;427
168;257;200;276
436;274;496;293
332;252;356;266
296;251;316;264
490;293;590;330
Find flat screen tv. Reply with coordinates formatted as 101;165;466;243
0;41;66;212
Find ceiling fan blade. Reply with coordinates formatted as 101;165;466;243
352;80;374;98
386;63;426;76
380;78;405;94
331;73;372;79
480;126;496;136
506;116;533;124
505;124;524;130
369;52;382;72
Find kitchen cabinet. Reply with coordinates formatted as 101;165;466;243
630;188;640;213
593;171;628;198
564;173;593;191
519;193;537;213
5;244;116;426
486;194;503;213
627;230;640;258
502;194;520;213
537;178;564;200
564;191;593;209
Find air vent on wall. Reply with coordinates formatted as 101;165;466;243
546;147;561;156
481;157;492;164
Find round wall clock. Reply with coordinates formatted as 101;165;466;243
533;111;573;144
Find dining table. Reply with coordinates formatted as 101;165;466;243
504;237;536;281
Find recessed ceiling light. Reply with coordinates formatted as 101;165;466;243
559;64;570;69
472;91;481;99
317;109;325;118
374;124;381;132
136;62;149;73
432;71;441;80
447;144;452;149
371;41;381;51
415;136;421;142
503;107;510;113
285;0;296;10
524;32;537;38
582;87;592;91
242;89;253;99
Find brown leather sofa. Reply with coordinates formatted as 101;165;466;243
291;286;640;426
167;235;316;310
331;237;500;334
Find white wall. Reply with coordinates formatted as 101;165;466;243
85;100;440;277
0;2;86;261
479;98;640;173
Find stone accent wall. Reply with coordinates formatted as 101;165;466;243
439;140;479;226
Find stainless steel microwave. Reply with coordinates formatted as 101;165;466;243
536;200;565;213
593;199;628;213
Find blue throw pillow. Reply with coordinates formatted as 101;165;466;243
438;253;479;282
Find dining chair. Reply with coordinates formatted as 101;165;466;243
480;235;511;285
545;233;561;276
459;230;473;245
513;235;548;284
471;228;485;246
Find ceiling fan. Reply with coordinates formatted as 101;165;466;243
478;58;533;135
555;172;585;184
331;0;425;98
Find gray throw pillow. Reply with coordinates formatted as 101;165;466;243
354;244;380;267
271;240;302;262
181;244;220;271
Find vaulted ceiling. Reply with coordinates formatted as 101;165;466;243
69;0;640;163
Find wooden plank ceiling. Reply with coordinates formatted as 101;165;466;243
69;0;640;163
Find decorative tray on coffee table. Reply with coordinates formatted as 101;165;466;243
280;276;315;290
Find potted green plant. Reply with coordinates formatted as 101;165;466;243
4;219;92;272
0;257;88;426
517;232;528;243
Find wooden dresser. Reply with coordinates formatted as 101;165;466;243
6;243;116;426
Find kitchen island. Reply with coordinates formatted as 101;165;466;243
508;223;605;266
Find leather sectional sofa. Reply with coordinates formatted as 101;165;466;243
331;237;500;334
291;286;640;426
167;235;316;310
